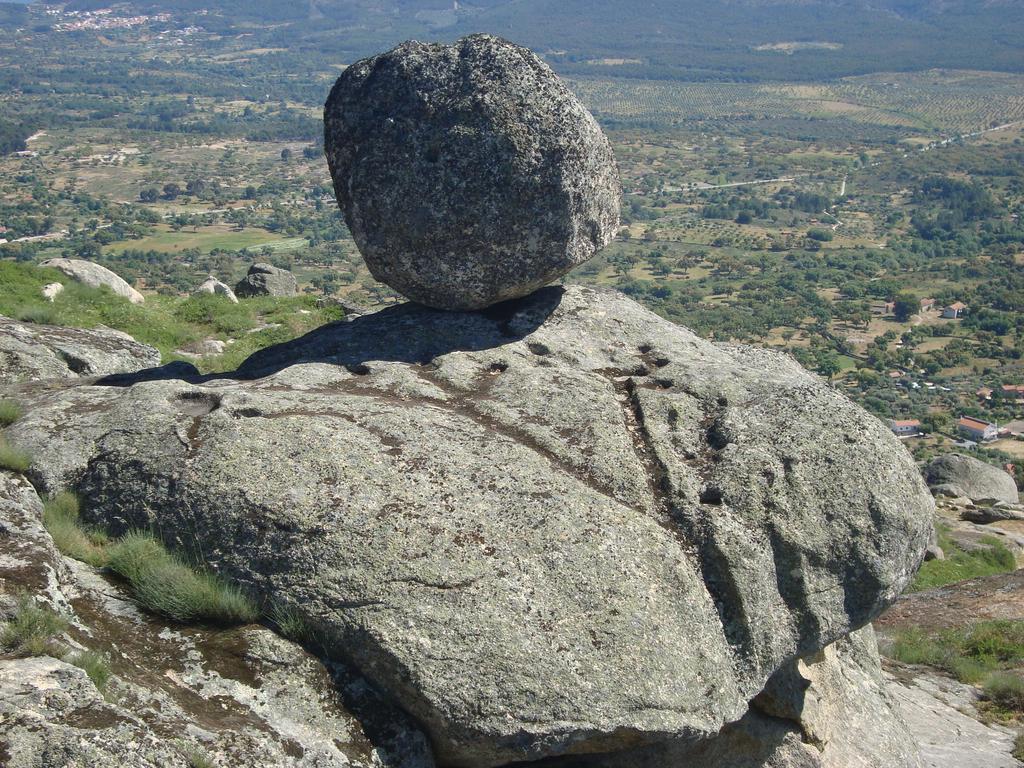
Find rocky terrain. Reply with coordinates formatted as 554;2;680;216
0;315;161;384
2;31;1021;768
2;283;938;766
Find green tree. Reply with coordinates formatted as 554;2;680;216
893;293;918;322
816;351;842;380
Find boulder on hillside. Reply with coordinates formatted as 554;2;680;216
234;263;297;298
194;275;238;303
0;315;161;384
40;258;144;304
41;282;63;302
924;453;1018;504
175;339;227;358
8;286;932;767
324;34;621;310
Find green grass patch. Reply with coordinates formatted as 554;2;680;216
0;262;344;373
983;671;1024;715
43;492;109;567
910;526;1016;592
107;531;258;625
104;224;292;255
269;603;315;645
0;437;32;473
66;649;112;693
887;620;1024;686
1;594;69;656
1013;732;1024;762
38;497;259;628
0;399;22;427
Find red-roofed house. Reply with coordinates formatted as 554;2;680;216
958;416;998;442
920;298;936;312
942;301;968;319
996;384;1024;402
889;419;922;437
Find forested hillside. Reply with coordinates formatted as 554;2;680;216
48;0;1024;81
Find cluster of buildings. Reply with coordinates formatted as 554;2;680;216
887;414;1021;447
870;298;967;319
977;384;1024;403
44;7;172;33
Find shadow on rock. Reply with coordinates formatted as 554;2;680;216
94;286;566;388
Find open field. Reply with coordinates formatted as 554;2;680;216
569;71;1024;136
106;225;307;255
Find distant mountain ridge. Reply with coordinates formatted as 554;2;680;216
53;0;1024;80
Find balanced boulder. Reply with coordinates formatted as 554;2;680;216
924;453;1018;504
234;263;298;298
40;258;144;304
324;34;621;310
10;285;932;767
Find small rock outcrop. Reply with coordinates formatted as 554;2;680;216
175;339;227;358
41;282;63;302
324;34;621;310
234;263;298;298
194;275;239;303
0;315;161;384
924;453;1019;504
40;258;144;304
7;285;932;767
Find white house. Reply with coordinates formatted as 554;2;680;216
889;419;922;438
942;301;968;319
957;416;998;442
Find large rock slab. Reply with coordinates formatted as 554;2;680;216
324;34;621;310
0;469;434;768
924;453;1018;504
885;665;1021;768
39;258;144;304
539;626;922;768
7;286;933;766
0;315;161;384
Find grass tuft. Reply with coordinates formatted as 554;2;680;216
982;671;1024;715
910;528;1016;592
1013;732;1024;762
1;594;69;656
42;492;109;567
67;649;112;693
0;437;32;474
185;747;216;768
269;603;314;645
107;531;258;625
0;400;22;427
